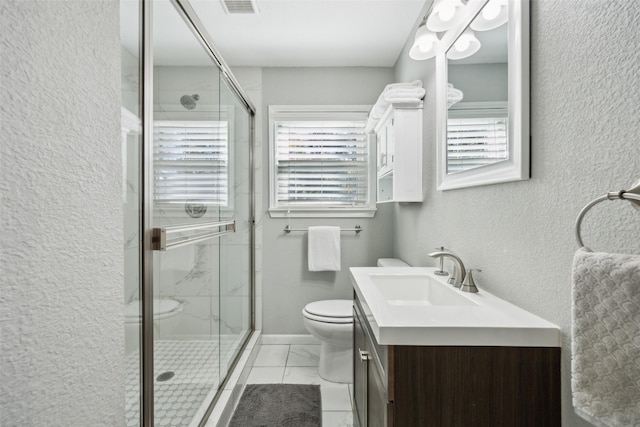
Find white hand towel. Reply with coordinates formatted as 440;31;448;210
571;248;640;427
308;226;341;272
447;83;464;108
384;87;426;99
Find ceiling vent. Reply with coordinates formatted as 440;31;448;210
220;0;259;14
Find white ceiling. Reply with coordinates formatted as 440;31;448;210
188;0;428;67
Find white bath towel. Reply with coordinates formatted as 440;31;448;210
571;248;640;427
383;80;423;91
384;87;426;99
447;83;464;108
383;95;425;104
308;226;341;272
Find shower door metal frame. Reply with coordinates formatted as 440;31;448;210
141;1;154;426
139;0;256;426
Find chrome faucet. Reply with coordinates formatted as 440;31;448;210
428;250;466;288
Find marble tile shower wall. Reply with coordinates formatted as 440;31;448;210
122;65;258;341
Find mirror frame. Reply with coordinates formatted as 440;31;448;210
435;0;530;191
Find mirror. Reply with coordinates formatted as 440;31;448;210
436;0;529;190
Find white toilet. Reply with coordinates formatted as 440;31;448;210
302;258;409;383
124;298;184;355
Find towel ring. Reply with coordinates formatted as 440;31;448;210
574;180;640;249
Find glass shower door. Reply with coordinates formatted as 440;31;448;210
218;77;253;374
151;1;225;425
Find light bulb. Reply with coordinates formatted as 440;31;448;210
438;3;456;22
455;37;470;52
447;29;480;60
419;40;435;52
482;0;501;21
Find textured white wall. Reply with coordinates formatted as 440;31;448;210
261;67;397;334
0;1;124;425
394;1;640;425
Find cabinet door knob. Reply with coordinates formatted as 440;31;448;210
359;349;370;361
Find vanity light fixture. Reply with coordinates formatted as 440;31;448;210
426;0;465;32
470;0;508;31
409;23;440;60
446;28;481;60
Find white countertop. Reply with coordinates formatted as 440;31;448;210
350;267;561;347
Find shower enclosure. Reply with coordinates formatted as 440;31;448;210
121;1;255;425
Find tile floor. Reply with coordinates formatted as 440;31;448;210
125;339;240;427
245;344;354;427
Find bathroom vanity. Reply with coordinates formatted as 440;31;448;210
350;267;561;427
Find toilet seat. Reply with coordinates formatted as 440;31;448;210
303;300;353;324
124;298;183;322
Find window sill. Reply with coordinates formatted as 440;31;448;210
268;207;376;218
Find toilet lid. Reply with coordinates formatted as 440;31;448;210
124;298;182;319
304;300;352;319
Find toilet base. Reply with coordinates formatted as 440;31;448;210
318;342;353;383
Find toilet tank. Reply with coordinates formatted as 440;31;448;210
377;258;410;267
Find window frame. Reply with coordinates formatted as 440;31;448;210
268;105;376;218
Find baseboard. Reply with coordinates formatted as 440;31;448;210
261;334;321;345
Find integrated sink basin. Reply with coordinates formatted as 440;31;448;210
349;267;561;347
370;274;477;307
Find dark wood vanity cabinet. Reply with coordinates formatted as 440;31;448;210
352;295;561;427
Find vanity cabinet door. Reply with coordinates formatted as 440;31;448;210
353;307;368;427
367;356;389;427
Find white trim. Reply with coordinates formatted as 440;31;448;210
436;0;530;191
197;330;261;427
269;207;376;218
268;105;376;218
260;334;321;345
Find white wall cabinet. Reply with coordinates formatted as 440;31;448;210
373;103;423;203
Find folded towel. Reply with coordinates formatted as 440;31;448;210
308;226;341;272
383;80;423;91
571;248;640;427
383;95;424;104
368;80;424;125
385;87;426;98
365;117;377;134
447;83;464;108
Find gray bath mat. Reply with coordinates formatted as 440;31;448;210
229;384;321;427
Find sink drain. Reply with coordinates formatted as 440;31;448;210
156;371;175;382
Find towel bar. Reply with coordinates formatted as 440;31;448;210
284;225;362;234
574;180;640;248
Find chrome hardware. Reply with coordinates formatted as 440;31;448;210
359;349;370;362
428;250;466;288
574;179;640;250
152;220;235;251
433;246;449;276
460;268;481;293
284;225;362;234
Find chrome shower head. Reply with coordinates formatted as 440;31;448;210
180;94;200;110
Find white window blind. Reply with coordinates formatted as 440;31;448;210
447;104;508;174
154;120;229;205
274;119;369;208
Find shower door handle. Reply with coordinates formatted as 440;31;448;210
152;220;235;250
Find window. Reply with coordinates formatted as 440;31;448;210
154;119;230;207
447;101;508;174
269;106;375;217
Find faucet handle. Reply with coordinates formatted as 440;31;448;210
460;269;481;293
433;247;450;276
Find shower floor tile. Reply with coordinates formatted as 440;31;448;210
125;338;240;427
